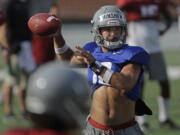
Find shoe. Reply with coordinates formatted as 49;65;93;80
140;123;151;133
3;113;17;123
159;119;180;130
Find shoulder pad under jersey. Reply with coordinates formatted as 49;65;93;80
122;45;149;66
83;42;98;53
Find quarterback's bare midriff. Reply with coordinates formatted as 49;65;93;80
90;86;135;125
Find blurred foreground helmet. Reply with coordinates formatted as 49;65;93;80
91;5;127;50
26;61;89;128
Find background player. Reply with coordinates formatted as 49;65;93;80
116;0;180;131
0;0;36;121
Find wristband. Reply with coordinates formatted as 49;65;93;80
89;61;106;75
102;69;114;84
54;44;69;54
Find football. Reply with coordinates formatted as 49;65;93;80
28;13;60;36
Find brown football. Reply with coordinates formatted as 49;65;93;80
28;13;60;36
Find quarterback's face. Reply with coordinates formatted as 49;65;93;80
99;26;122;42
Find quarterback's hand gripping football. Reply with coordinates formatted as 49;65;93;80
75;46;95;65
28;13;61;36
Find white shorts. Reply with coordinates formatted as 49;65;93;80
127;20;161;53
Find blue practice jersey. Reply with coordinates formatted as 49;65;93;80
83;42;149;101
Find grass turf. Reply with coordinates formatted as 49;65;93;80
0;50;180;134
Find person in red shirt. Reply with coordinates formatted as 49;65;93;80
116;0;179;132
0;0;36;121
2;61;89;135
32;35;55;66
31;0;59;66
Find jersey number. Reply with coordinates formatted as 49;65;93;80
140;5;158;17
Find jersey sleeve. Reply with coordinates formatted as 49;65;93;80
83;42;98;53
128;47;149;66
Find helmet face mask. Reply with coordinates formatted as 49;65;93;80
91;5;127;50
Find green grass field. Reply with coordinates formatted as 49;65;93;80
0;49;180;134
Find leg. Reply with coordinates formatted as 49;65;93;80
157;80;170;122
159;80;170;98
148;52;180;129
2;83;13;115
17;40;34;117
2;82;17;122
2;58;17;121
157;80;180;129
17;70;29;118
17;87;26;114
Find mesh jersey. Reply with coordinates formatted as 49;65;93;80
83;42;149;101
2;129;72;135
116;0;168;21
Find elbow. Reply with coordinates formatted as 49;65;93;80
110;73;137;92
114;81;134;93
